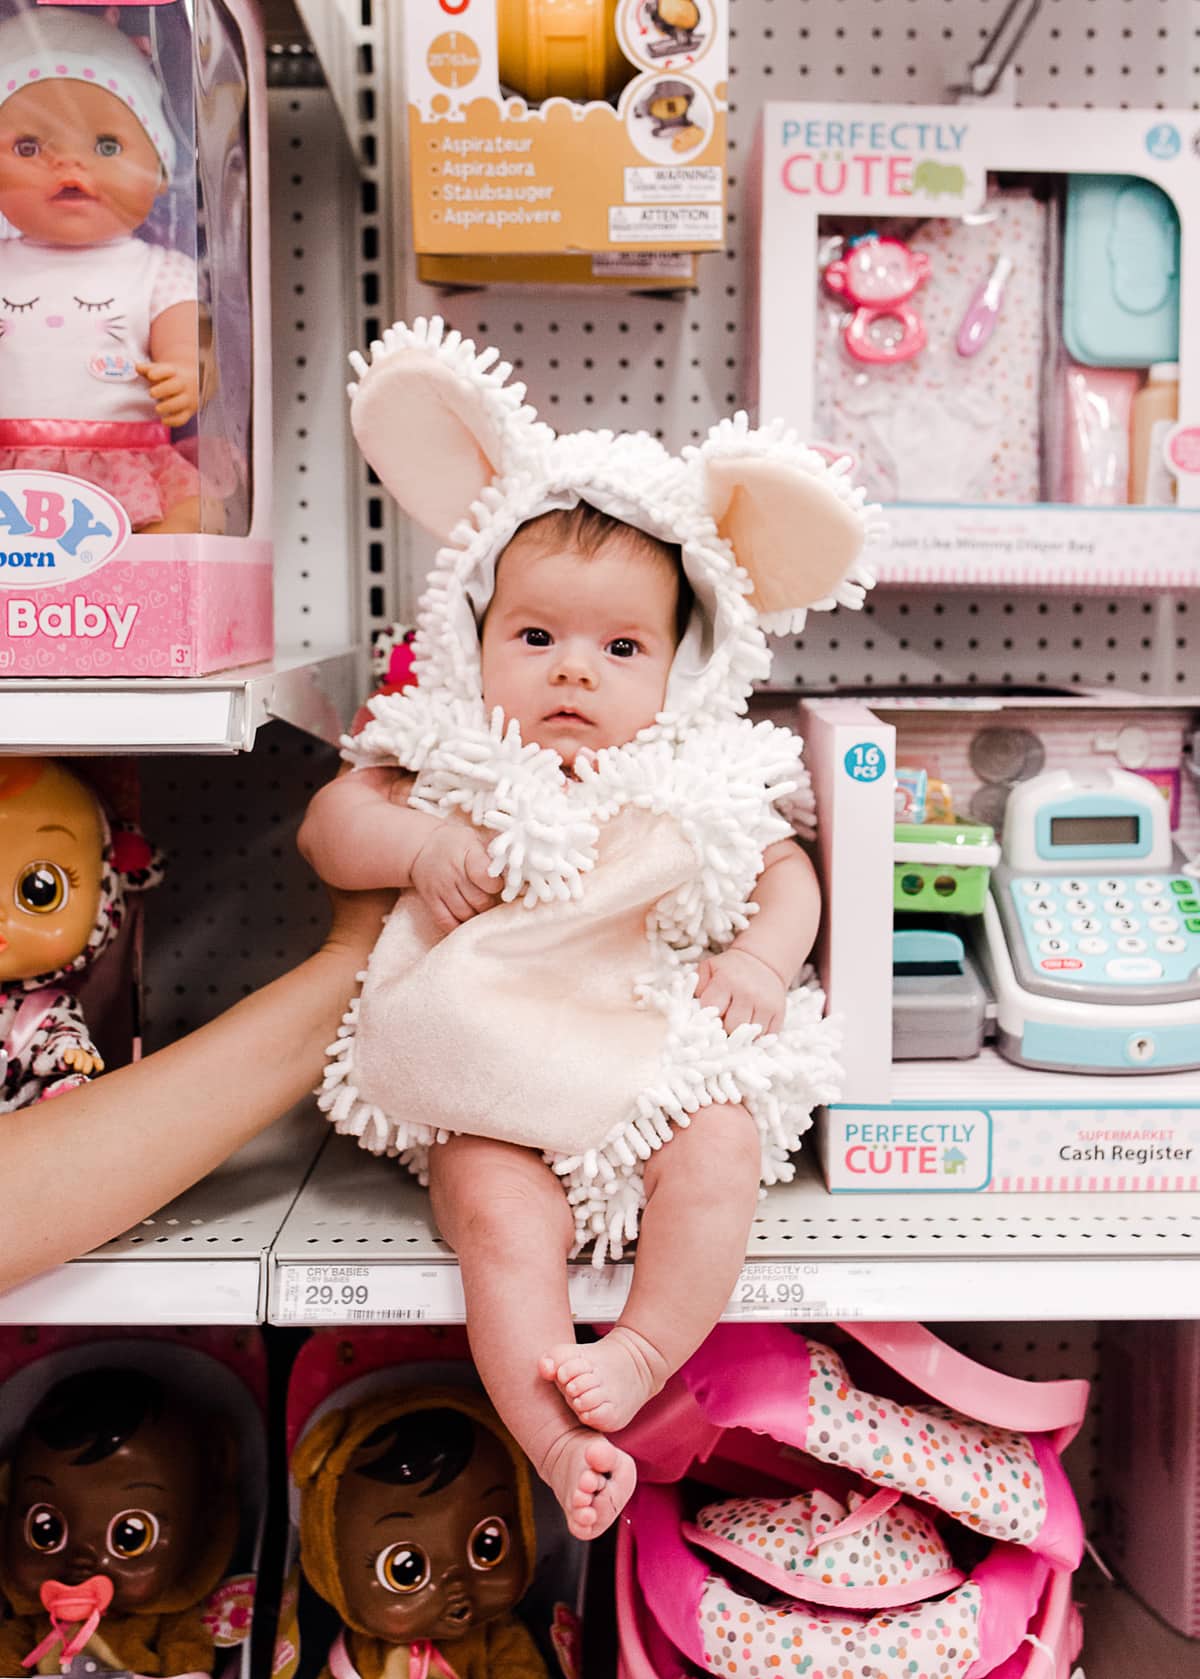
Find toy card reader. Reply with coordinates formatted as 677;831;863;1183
975;766;1200;1073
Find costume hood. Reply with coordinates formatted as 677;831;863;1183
291;1388;538;1639
345;315;879;757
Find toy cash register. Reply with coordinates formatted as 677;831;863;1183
976;766;1200;1073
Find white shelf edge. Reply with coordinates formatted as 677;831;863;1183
264;1136;1200;1327
0;1258;263;1326
0;645;363;752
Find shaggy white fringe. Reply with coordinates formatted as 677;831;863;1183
323;316;875;1259
320;710;840;1264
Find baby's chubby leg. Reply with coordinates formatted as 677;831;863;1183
428;1135;636;1540
542;1102;761;1433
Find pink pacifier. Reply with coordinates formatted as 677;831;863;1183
824;233;930;365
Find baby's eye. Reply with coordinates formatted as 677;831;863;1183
606;638;640;658
13;137;39;159
94;135;122;159
375;1542;430;1595
520;628;552;647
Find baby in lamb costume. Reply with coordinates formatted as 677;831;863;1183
300;317;878;1538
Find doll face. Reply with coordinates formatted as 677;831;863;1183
0;80;163;245
334;1426;527;1645
0;759;103;984
4;1410;204;1610
480;525;679;767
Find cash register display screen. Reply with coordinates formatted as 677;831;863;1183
1049;814;1140;847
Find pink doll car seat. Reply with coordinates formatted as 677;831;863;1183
614;1322;1088;1679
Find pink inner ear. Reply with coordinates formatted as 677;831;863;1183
709;457;863;612
351;355;505;539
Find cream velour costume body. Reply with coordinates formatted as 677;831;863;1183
319;316;880;1263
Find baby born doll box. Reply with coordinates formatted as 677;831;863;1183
0;0;272;677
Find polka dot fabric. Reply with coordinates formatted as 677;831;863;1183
697;1578;984;1679
801;1340;1046;1549
692;1487;961;1606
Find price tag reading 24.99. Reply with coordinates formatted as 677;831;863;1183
729;1265;827;1319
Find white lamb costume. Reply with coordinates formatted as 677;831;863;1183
319;317;879;1264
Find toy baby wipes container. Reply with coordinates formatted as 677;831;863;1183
0;0;272;677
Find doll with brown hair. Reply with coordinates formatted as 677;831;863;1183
0;7;205;533
0;1367;238;1676
0;756;161;1114
292;1391;549;1679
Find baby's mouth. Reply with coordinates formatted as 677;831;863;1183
545;708;592;725
52;183;95;202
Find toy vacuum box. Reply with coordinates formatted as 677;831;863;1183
747;102;1200;591
801;695;1200;1196
0;0;272;677
401;0;727;258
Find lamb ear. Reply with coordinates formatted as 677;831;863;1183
347;316;549;541
699;419;875;633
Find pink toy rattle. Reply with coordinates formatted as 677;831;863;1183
824;234;930;365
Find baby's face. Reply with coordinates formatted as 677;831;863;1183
480;527;679;766
0;81;162;245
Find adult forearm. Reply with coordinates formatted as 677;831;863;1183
0;941;366;1293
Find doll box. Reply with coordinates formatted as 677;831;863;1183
0;1;273;677
802;694;1200;1193
746;102;1200;589
400;0;728;256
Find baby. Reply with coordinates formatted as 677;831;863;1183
299;316;872;1543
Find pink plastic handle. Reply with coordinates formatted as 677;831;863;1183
840;1323;1090;1446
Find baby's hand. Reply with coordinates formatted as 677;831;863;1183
696;947;787;1036
410;824;502;935
136;358;200;427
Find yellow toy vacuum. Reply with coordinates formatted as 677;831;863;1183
497;0;630;103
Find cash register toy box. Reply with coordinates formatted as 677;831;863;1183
747;102;1200;590
0;0;272;678
802;697;1200;1195
401;0;727;263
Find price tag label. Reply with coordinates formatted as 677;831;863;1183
272;1264;465;1325
727;1264;832;1320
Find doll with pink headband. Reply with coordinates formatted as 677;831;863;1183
0;7;203;533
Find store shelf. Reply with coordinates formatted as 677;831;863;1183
0;1110;324;1327
267;1127;1200;1326
0;645;362;753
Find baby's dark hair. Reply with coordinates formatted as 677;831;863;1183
349;1407;478;1498
505;501;694;644
26;1369;165;1466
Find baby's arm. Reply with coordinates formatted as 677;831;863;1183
139;299;201;427
697;838;821;1034
298;766;501;933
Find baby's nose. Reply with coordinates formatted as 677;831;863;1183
551;646;598;686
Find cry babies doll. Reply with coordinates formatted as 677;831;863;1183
292;1389;549;1679
0;755;160;1113
0;1366;238;1676
306;318;878;1541
0;7;202;533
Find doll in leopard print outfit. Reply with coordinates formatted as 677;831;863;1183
0;758;161;1113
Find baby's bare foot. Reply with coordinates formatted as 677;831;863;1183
539;1427;637;1541
538;1325;669;1433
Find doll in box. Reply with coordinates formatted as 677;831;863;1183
0;756;160;1113
0;1366;238;1676
292;1390;549;1679
0;7;204;533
